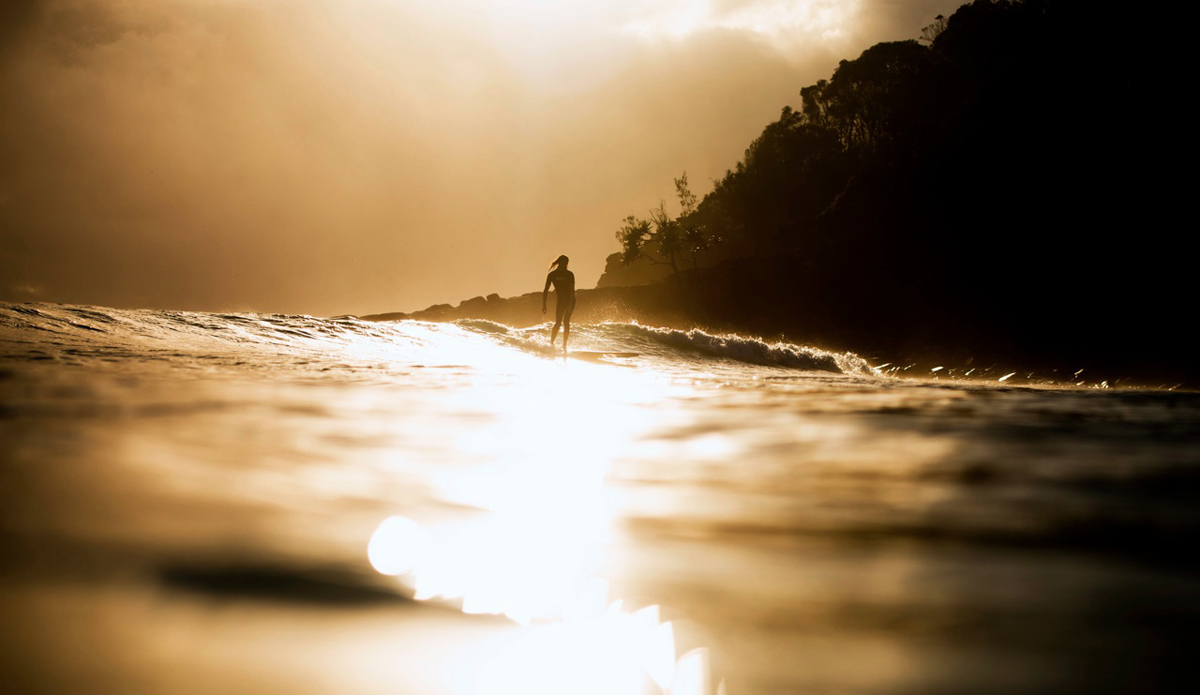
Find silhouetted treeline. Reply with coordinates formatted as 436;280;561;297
608;0;1191;383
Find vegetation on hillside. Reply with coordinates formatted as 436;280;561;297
603;0;1185;379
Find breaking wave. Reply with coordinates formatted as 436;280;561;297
0;303;876;377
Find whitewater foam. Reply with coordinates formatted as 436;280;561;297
1;303;879;379
614;323;877;376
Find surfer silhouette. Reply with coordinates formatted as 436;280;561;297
542;255;576;351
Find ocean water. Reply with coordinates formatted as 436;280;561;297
1;302;1198;695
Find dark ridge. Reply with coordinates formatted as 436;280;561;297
159;563;413;606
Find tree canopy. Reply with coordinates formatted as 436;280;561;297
602;0;1186;378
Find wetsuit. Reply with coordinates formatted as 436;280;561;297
546;268;576;322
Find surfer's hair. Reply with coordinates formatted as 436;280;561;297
549;255;569;270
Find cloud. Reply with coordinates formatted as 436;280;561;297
624;0;862;45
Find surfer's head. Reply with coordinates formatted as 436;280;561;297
550;255;569;270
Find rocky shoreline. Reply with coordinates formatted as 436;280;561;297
361;284;694;334
359;256;1197;390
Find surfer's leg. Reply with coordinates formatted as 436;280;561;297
562;297;575;350
553;296;566;349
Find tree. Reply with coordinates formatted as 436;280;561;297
674;172;697;216
799;41;933;153
616;171;710;275
615;215;652;266
919;14;947;45
675;172;710;270
649;201;682;274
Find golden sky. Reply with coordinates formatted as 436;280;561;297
1;0;962;315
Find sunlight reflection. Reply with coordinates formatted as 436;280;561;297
365;517;714;694
474;601;678;695
367;515;430;575
369;516;723;694
675;648;712;695
367;345;723;693
372;349;677;622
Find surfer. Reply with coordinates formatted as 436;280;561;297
542;255;576;351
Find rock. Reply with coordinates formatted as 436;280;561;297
359;312;410;322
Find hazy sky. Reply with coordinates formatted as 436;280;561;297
1;0;963;315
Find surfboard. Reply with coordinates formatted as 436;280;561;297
536;348;639;363
560;351;639;365
570;351;639;358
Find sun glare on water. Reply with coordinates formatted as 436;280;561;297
367;342;725;693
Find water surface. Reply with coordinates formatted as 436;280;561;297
2;303;1197;694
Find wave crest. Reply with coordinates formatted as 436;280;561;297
620;324;876;375
2;303;877;377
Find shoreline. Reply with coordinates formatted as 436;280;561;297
361;258;1196;391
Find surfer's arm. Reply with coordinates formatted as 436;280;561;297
542;275;552;314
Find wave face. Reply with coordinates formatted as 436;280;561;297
0;303;877;378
